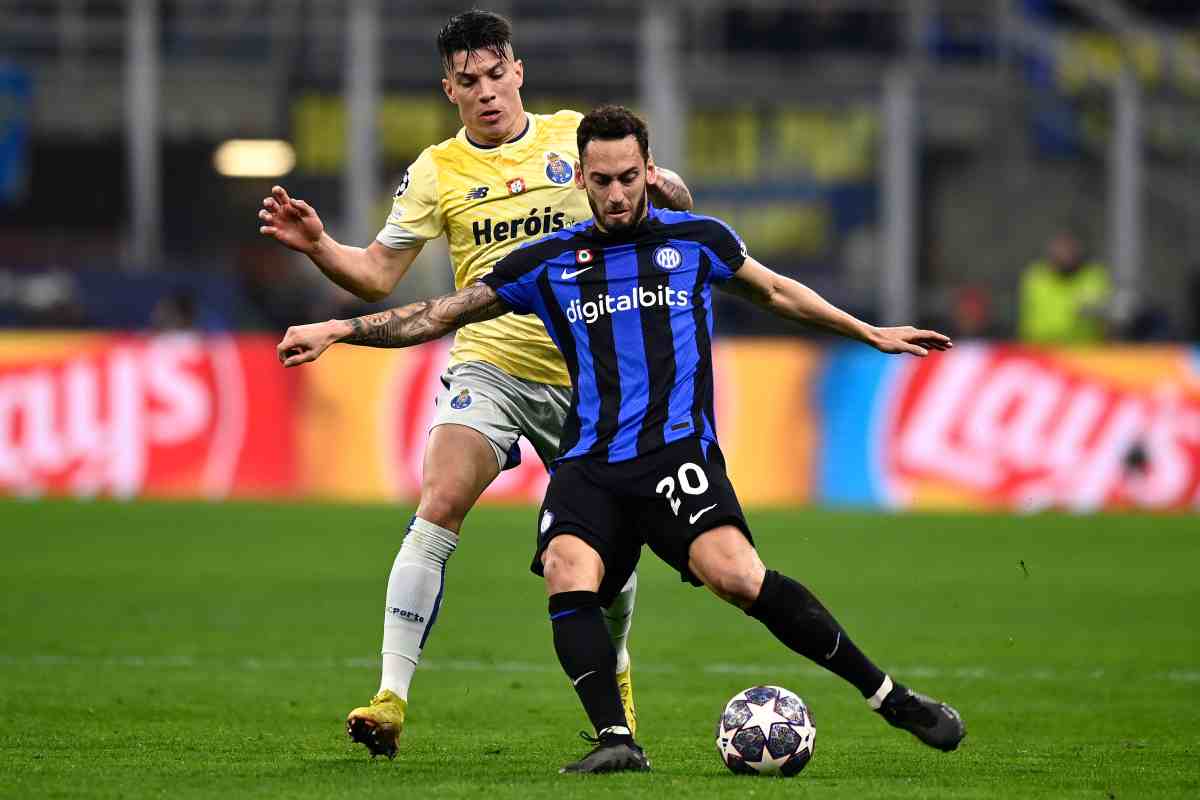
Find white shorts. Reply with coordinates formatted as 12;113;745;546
431;361;571;471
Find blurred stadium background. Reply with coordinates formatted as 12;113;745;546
3;4;1199;797
0;0;1197;510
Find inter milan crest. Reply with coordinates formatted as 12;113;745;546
506;177;526;195
544;151;573;184
653;245;683;270
449;388;472;410
394;170;410;197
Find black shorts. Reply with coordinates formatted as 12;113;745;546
530;438;752;605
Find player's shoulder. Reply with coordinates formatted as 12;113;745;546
655;208;738;241
654;209;747;268
412;136;483;192
421;135;471;169
536;109;584;148
540;108;585;128
395;145;442;186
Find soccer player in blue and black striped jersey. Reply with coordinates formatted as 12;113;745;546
278;105;965;773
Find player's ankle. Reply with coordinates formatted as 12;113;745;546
867;675;895;710
596;725;633;743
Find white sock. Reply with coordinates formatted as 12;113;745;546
867;675;894;710
602;571;637;674
379;516;458;700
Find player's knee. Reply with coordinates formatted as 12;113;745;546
542;535;604;594
717;569;764;607
416;485;472;532
701;557;765;609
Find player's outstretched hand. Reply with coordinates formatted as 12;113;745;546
259;185;325;255
868;326;953;357
277;320;347;367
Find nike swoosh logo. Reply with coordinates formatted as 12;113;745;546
825;631;841;660
572;670;597;687
562;267;593;280
688;503;719;525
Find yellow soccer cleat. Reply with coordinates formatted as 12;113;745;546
616;661;638;737
346;689;407;759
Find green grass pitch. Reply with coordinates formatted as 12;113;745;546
1;500;1197;798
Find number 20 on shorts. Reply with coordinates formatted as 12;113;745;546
655;462;710;516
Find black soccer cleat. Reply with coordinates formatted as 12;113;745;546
875;685;966;752
559;730;651;774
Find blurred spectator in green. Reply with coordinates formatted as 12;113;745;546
1018;229;1111;344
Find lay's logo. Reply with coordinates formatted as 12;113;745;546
878;345;1200;511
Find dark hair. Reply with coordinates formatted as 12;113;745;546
577;105;650;163
437;10;514;74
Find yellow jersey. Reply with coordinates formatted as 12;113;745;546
376;110;590;386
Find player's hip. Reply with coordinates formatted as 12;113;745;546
550;436;731;502
536;436;750;589
431;360;571;471
449;323;569;387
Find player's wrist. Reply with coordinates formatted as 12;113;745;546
329;318;356;342
307;231;333;260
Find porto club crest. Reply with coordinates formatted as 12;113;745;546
544;151;573;184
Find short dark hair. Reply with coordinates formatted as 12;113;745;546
577;105;650;163
437;10;514;75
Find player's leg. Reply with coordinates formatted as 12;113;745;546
602;572;637;731
533;462;649;774
347;422;499;758
638;439;964;752
687;525;890;695
541;534;649;774
541;534;625;736
687;526;965;752
382;422;500;693
524;376;640;734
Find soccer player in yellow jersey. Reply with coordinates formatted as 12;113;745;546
257;10;693;758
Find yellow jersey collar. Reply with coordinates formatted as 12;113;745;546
459;113;536;153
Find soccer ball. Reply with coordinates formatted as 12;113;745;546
716;685;815;776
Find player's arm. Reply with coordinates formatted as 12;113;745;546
259;185;419;302
647;164;694;211
723;257;953;357
276;282;509;367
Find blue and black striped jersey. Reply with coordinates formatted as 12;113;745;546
481;205;747;465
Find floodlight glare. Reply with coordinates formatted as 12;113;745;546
213;139;296;178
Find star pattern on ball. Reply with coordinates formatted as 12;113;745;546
744;697;786;738
717;686;816;777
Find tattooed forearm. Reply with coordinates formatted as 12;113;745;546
648;167;694;211
340;283;507;348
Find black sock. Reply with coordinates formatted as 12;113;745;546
549;591;628;736
746;570;887;698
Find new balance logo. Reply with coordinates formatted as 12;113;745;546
465;186;489;200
